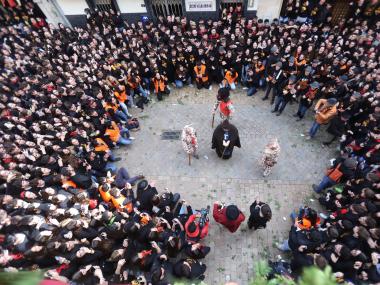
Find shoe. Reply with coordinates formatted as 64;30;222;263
262;97;268;101
322;142;330;146
193;154;199;159
189;84;194;87
296;118;302;121
242;87;248;90
209;85;212;90
113;157;122;162
306;136;312;140
293;113;299;117
319;213;328;219
137;174;145;180
129;136;136;140
276;112;282;116
271;110;277;113
276;242;284;251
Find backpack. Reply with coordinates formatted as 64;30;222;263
325;163;343;182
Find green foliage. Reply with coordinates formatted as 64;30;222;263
298;266;339;285
173;278;207;285
0;270;44;285
249;261;340;285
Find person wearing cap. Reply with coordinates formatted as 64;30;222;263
272;75;297;116
308;97;338;139
295;66;313;95
211;119;241;159
185;212;209;241
212;202;245;233
247;200;272;230
263;61;285;104
136;180;159;212
312;157;358;193
295;81;319;120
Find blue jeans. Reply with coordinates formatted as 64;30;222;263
115;167;140;188
105;162;117;173
119;102;130;117
175;80;184;88
297;104;308;118
138;85;148;98
241;65;249;84
117;128;132;145
309;120;321;138
117;136;132;145
247;87;257;96
127;91;134;107
258;78;265;88
278;239;291;251
108;150;117;161
315;175;335;193
116;110;128;121
273;96;288;113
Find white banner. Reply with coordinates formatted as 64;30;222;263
185;0;216;12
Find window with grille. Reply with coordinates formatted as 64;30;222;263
220;0;243;13
151;0;183;18
331;0;349;25
95;0;115;11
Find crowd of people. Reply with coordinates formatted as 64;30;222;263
0;0;379;283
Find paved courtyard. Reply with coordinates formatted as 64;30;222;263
115;86;336;284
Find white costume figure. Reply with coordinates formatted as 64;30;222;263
181;125;199;159
261;138;280;177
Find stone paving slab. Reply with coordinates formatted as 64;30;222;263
116;86;334;284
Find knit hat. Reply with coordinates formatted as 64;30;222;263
310;82;320;89
366;172;380;182
226;205;239;221
343;158;358;169
137;180;149;191
326;98;337;105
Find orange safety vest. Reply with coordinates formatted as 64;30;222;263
225;71;238;84
111;195;133;213
194;65;208;82
104;102;118;113
114;90;127;103
219;100;233;117
95;138;109;152
127;76;141;89
62;180;77;189
255;63;265;73
105;121;120;142
98;186;112;203
295;58;306;67
153;78;165;93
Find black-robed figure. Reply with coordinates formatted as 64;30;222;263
211;120;241;159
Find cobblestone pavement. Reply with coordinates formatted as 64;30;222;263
115;85;337;284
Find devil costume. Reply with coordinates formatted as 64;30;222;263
211;120;241;159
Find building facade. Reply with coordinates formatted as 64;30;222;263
35;0;284;27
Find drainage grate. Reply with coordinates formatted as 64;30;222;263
161;130;181;140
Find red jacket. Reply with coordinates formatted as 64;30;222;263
213;203;245;233
185;214;209;240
